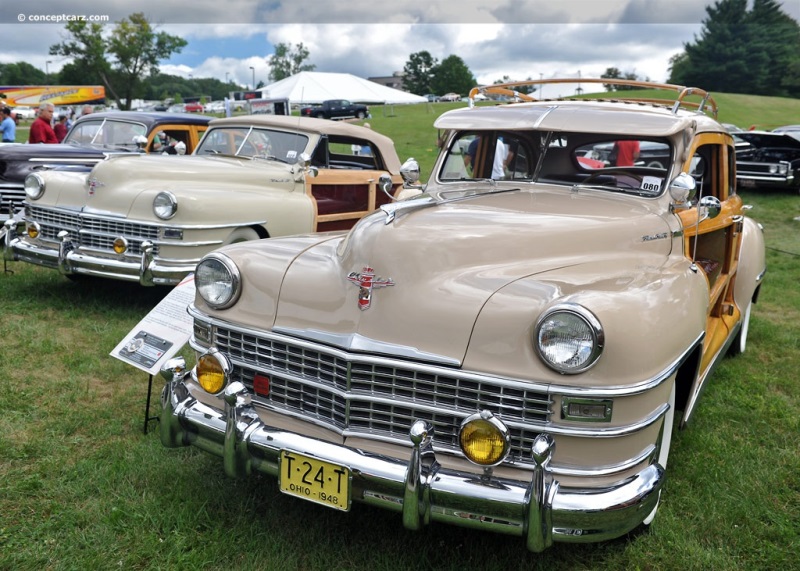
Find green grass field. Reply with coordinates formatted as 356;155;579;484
1;93;799;570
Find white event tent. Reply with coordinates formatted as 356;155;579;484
257;71;427;105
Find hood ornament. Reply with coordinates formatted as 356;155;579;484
347;266;394;310
86;177;105;197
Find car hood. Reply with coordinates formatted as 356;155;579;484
214;186;675;365
735;131;800;149
71;154;298;214
0;143;131;161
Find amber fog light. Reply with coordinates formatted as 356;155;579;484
458;411;510;466
26;222;41;239
113;237;128;254
196;349;230;394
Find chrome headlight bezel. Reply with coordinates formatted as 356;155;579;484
24;173;46;200
534;303;604;374
153;191;178;220
195;253;241;310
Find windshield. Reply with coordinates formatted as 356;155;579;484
439;130;673;196
195;126;310;164
64;119;147;149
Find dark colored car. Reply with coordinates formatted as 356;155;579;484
0;111;211;218
735;130;800;191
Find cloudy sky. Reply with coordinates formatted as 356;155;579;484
1;0;798;96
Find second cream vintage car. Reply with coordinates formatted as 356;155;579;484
157;79;766;550
4;116;411;285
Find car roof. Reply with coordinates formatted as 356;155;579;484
207;114;402;170
434;99;722;138
72;111;213;128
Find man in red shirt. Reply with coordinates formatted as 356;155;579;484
613;140;640;167
28;103;58;144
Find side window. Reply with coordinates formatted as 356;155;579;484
690;144;724;200
440;132;530;181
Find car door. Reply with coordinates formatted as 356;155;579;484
676;132;744;419
306;135;403;232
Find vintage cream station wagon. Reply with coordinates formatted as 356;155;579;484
158;79;766;550
4;116;409;285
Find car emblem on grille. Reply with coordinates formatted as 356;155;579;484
86;177;105;197
347;266;394;310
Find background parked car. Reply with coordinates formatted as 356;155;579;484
6;116;417;286
735;130;800;191
0;111;211;218
439;92;460;102
184;102;205;113
10;106;36;122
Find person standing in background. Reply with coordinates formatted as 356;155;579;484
1;107;16;142
81;105;93;117
54;114;69;142
28;102;58;144
613;140;640;167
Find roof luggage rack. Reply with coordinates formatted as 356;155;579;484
468;78;718;118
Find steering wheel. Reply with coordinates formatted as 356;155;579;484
583;169;644;190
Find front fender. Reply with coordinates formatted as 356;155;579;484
464;253;709;387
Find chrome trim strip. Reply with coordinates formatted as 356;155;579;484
273;327;461;367
30;205;267;231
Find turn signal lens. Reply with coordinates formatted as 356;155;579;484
113;237;128;254
196;350;229;394
26;222;40;239
459;412;510;466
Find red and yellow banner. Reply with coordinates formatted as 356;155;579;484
0;85;106;107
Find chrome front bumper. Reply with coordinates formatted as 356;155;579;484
160;367;665;552
4;224;195;286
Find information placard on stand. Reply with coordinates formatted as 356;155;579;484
111;274;196;433
111;274;195;375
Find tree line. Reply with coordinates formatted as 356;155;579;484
1;1;797;111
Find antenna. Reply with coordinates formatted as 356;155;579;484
691;177;704;269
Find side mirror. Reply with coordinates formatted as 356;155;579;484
378;173;395;201
400;158;420;185
668;172;696;207
698;195;722;220
298;152;318;178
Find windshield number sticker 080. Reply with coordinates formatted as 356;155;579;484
279;451;351;511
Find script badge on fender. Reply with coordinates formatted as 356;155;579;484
347;266;394;310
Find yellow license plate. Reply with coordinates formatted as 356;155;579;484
279;451;350;511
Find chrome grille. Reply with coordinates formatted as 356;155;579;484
26;205;160;255
0;184;25;214
216;326;553;463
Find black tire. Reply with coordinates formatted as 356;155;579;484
223;227;260;245
356;111;366;119
728;301;752;356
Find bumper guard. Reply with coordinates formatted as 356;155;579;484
159;360;665;551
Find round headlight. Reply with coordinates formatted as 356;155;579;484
153;191;178;220
458;411;510;466
535;303;604;374
195;253;241;309
196;349;230;394
24;173;46;200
